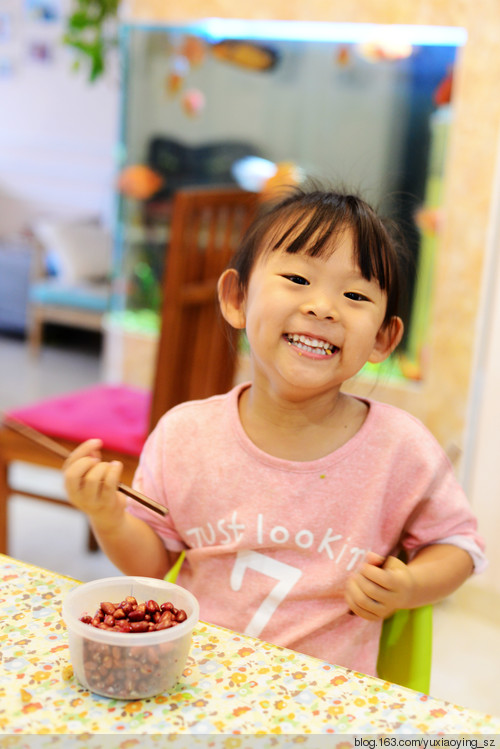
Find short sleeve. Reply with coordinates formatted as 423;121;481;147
126;419;187;553
399;453;486;572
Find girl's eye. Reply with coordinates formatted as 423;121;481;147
344;291;369;302
283;274;309;286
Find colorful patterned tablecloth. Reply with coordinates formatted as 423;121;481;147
1;553;499;737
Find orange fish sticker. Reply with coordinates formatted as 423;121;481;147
211;40;279;72
116;165;163;200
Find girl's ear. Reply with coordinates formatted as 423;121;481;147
368;316;404;363
218;269;247;330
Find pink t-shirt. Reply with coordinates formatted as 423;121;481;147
129;383;485;676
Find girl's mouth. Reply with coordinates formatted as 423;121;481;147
284;333;338;356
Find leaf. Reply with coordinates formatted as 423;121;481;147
63;0;120;82
67;11;97;29
64;36;98;56
90;51;105;81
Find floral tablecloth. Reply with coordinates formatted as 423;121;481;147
1;554;499;737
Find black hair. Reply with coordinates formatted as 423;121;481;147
230;184;411;328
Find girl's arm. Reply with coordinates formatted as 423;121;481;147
345;544;474;621
64;439;179;579
90;509;179;580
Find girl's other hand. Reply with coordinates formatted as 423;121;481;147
344;551;415;621
63;439;126;531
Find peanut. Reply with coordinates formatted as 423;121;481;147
78;597;191;697
79;598;187;633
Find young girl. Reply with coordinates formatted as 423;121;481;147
64;186;485;677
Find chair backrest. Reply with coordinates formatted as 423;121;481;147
377;605;433;693
164;550;186;583
149;186;257;432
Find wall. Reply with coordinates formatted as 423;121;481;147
459;137;500;614
127;0;500;604
0;0;119;229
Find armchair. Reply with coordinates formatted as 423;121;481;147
28;218;113;356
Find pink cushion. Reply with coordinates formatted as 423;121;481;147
7;384;151;456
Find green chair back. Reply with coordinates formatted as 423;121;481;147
377;605;433;693
164;550;186;583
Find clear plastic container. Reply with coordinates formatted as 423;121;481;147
62;576;199;699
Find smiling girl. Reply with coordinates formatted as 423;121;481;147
63;186;485;676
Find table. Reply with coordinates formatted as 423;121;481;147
1;554;499;738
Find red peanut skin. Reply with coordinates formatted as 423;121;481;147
79;598;187;633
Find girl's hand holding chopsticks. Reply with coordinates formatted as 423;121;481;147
63;438;173;578
63;439;130;535
2;413;166;517
2;413;172;577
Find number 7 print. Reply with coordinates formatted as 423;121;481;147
230;550;303;637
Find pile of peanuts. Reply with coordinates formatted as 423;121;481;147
80;595;188;633
79;596;189;697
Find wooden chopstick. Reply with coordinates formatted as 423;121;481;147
1;414;168;517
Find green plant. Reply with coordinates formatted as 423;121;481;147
64;0;121;81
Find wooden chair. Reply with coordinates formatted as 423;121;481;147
148;186;257;429
0;186;257;555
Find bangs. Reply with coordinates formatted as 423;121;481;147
269;197;394;293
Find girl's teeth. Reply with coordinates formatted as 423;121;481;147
287;334;334;355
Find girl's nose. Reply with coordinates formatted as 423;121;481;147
302;295;337;321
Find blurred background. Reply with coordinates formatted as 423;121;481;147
1;0;500;719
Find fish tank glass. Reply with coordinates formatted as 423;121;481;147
113;19;466;381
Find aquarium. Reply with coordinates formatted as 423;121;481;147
113;19;465;380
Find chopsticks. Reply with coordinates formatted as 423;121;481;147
1;414;168;517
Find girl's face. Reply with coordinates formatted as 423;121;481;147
237;228;401;401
